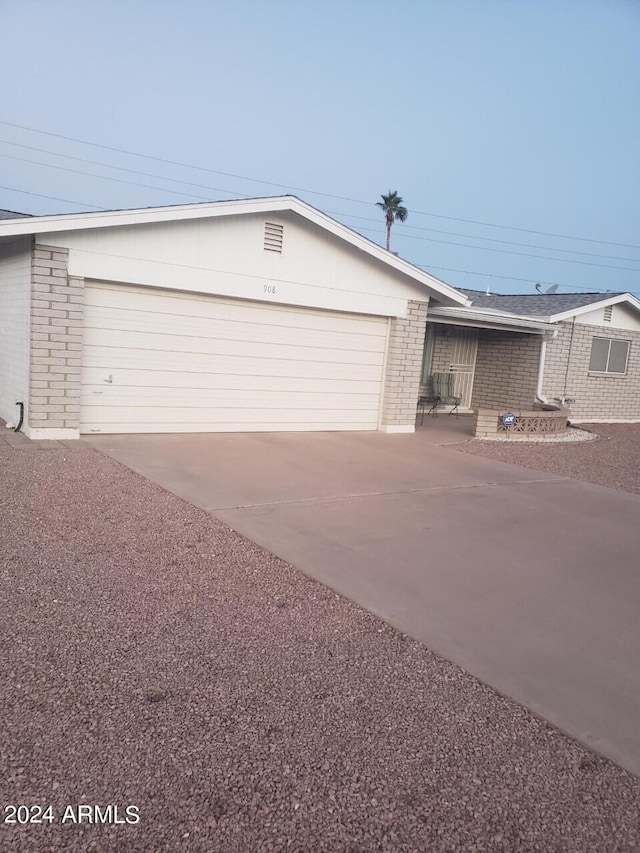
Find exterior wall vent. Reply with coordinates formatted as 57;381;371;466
264;222;284;253
603;305;613;323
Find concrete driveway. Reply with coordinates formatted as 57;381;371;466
89;422;640;777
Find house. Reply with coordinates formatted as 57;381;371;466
0;196;468;439
421;289;640;422
1;195;637;440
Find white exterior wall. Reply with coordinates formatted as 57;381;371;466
573;303;640;332
0;237;31;426
40;212;429;319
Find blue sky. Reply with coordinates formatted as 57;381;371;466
1;0;639;295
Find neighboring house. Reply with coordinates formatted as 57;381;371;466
0;196;468;439
422;289;640;421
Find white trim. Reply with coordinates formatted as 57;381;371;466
380;424;415;433
377;318;392;431
24;426;80;440
549;293;640;323
0;196;468;307
428;307;554;335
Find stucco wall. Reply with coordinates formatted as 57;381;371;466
543;320;640;419
471;330;542;410
0;236;31;426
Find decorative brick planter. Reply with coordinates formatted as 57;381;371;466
473;408;571;439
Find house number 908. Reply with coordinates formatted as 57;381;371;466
264;284;276;294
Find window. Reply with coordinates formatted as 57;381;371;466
588;337;630;374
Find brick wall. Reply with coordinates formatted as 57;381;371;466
28;244;84;437
380;299;428;432
543;320;640;419
471;330;542;410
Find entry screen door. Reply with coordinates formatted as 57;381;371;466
449;329;478;409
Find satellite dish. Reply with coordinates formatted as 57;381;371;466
535;282;559;294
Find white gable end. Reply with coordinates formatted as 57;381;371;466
576;301;640;332
38;211;437;318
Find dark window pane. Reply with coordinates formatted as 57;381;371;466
589;337;610;372
608;340;629;374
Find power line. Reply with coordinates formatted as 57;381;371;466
353;224;640;273
417;264;639;296
1;182;631;296
3;152;639;275
0;152;237;203
0;139;249;201
1;183;635;296
2;118;639;250
0;184;105;210
4;138;637;264
332;210;640;263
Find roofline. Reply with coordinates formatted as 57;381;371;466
0;195;469;307
428;305;556;334
548;292;640;322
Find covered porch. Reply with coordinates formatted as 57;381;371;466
418;303;557;416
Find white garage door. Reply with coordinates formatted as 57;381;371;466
80;282;388;434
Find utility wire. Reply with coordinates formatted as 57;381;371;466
2;118;639;250
1;185;637;296
0;152;236;202
3;152;639;274
0;184;105;210
2;138;638;264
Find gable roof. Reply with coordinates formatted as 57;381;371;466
458;288;640;322
0;195;468;307
0;209;32;219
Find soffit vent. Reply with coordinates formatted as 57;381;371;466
264;222;284;253
603;305;613;322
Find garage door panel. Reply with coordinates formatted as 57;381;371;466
81;405;379;426
83;389;381;410
85;343;384;375
86;284;387;337
82;351;383;380
81;284;388;434
81;420;378;434
84;324;386;357
82;370;382;395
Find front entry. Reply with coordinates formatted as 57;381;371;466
449;328;478;409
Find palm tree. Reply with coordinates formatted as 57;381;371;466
376;190;408;252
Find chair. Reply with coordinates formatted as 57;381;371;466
432;372;462;417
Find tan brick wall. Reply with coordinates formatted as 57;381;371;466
380;299;428;431
543;320;640;419
471;330;542;410
29;244;84;433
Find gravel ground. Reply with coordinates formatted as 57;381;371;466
1;444;639;853
458;423;640;495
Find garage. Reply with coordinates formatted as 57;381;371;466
0;195;468;439
80;281;389;434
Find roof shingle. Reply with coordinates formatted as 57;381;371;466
459;288;622;317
